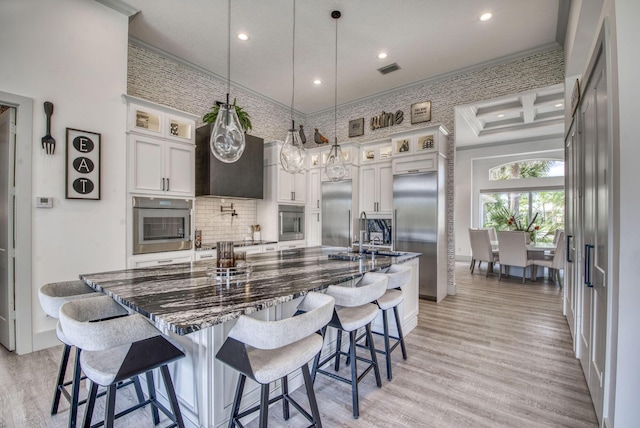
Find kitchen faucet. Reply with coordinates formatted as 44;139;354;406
359;211;367;254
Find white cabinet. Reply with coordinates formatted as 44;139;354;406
392;153;437;174
360;162;393;213
125;95;197;197
277;240;306;250
307;168;322;211
194;250;216;262
306;211;322;247
129;135;195;196
128;251;193;268
277;167;306;203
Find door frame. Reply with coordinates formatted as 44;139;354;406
0;91;33;355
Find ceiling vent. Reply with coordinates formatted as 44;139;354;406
377;63;401;75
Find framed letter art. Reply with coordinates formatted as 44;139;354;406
66;128;101;200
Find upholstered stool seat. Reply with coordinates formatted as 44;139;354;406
314;272;387;419
216;291;334;428
59;295;185;428
373;264;411;381
38;280;101;426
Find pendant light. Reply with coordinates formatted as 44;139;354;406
280;0;307;174
325;10;347;182
210;0;245;163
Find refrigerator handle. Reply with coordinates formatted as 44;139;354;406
348;210;352;249
393;209;397;250
280;212;283;236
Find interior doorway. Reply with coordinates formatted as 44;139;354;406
0;91;34;355
0;106;15;351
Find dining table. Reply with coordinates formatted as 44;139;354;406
491;240;557;259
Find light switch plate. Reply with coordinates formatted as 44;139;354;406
36;196;53;208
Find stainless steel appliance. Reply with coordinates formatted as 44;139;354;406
321;180;352;247
133;197;192;254
393;172;445;300
278;204;304;241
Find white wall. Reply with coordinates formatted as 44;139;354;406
0;0;129;352
454;138;564;259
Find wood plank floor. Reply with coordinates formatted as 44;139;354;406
0;262;598;427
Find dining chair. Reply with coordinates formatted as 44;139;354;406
496;231;534;283
469;229;499;276
534;231;565;284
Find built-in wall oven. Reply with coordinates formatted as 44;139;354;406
279;204;304;241
132;197;192;254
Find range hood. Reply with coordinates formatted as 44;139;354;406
195;124;264;199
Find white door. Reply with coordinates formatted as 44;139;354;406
165;141;195;196
564;119;577;339
378;163;393;212
0;107;16;351
578;49;608;423
130;135;164;194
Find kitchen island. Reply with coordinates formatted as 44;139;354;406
80;246;420;428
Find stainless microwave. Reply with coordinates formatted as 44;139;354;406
132;197;192;254
279;204;304;241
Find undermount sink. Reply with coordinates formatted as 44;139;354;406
362;249;408;257
328;252;366;261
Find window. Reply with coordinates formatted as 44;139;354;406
489;160;564;181
481;189;564;243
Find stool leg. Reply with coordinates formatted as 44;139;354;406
82;381;98;428
51;344;72;415
349;330;359;419
366;324;382;388
145;371;160;425
132;374;145;405
160;365;185;428
259;383;269;428
228;374;246;428
281;375;290;420
104;384;117;428
311;326;326;383
68;347;82;428
382;309;392;381
393;305;407;359
301;363;322;428
334;330;342;371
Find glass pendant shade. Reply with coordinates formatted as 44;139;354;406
280;126;306;173
210;102;245;163
325;141;347;182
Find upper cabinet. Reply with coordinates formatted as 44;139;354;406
390;125;449;175
124;95;197;197
358;140;393;214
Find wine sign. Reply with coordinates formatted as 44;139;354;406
66;128;101;200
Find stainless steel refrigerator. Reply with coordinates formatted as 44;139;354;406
393;171;446;301
322;180;352;248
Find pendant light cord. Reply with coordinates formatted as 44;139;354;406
334;13;338;145
290;0;296;129
227;0;231;97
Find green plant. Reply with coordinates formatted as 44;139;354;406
203;98;252;133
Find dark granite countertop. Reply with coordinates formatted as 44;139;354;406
80;246;420;335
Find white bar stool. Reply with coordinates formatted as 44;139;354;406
375;264;411;380
313;272;387;419
216;291;335;428
38;280;102;427
59;295;185;428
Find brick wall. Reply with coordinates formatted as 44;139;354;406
128;43;564;292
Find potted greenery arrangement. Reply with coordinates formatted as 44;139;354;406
202;99;253;133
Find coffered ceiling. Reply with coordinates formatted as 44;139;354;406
116;0;567;115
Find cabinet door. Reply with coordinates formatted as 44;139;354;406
293;170;307;203
378;163;393;212
130;135;164;194
165;141;195;196
308;169;321;210
360;165;377;212
277;167;295;202
306;211;321;246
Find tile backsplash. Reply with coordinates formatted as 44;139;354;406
194;197;258;244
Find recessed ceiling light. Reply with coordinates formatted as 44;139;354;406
480;12;492;21
313;79;322;85
377;52;388;59
497;114;505;118
555;103;564;107
237;33;249;41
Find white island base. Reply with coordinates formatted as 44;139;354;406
149;257;419;428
